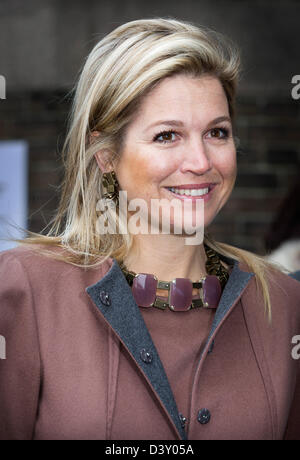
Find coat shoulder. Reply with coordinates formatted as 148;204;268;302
0;244;113;289
238;257;300;302
265;266;300;307
240;260;300;324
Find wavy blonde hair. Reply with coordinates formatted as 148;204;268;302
17;17;279;320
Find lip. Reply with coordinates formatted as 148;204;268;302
163;183;217;202
164;183;214;190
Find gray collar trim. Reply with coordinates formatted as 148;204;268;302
86;258;187;440
206;260;254;344
86;257;254;440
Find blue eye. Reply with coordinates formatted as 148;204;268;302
153;130;177;143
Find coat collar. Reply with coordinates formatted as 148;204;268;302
205;255;254;344
86;256;254;440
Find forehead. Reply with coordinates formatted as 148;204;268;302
132;74;229;126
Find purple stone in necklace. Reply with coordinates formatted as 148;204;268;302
132;273;158;308
169;278;193;311
202;275;222;309
120;245;229;311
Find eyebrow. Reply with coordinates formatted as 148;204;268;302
145;116;232;131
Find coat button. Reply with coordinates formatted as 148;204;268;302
99;290;111;306
197;408;211;424
179;413;187;429
140;348;153;364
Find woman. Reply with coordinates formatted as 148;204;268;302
0;18;300;441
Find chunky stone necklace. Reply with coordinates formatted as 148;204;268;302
119;245;229;311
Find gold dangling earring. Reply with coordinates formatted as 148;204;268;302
101;170;120;206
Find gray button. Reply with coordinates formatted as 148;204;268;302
208;340;215;354
179;413;187;428
197;408;211;424
99;290;111;306
140;348;153;364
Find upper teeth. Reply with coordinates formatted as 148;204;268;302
167;187;209;196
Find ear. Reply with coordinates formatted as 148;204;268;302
90;132;115;173
94;149;114;173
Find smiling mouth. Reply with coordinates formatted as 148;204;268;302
164;185;214;197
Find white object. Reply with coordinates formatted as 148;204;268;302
265;239;300;274
0;140;28;251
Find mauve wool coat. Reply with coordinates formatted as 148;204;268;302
0;245;300;440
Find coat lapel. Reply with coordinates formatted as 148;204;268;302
86;256;254;440
206;258;254;345
86;259;187;440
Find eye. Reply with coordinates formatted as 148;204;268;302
153;130;178;144
207;127;230;139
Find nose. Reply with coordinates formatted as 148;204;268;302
179;139;212;175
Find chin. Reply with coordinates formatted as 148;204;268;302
169;218;206;236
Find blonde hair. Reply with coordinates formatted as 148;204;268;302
17;18;278;320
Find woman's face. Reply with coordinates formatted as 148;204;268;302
113;74;237;234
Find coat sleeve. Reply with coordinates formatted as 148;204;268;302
284;358;300;439
0;250;41;440
284;277;300;440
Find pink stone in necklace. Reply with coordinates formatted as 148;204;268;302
120;245;229;311
202;275;222;309
130;273;222;311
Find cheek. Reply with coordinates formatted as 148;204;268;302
214;152;237;183
117;149;172;195
116;151;146;191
